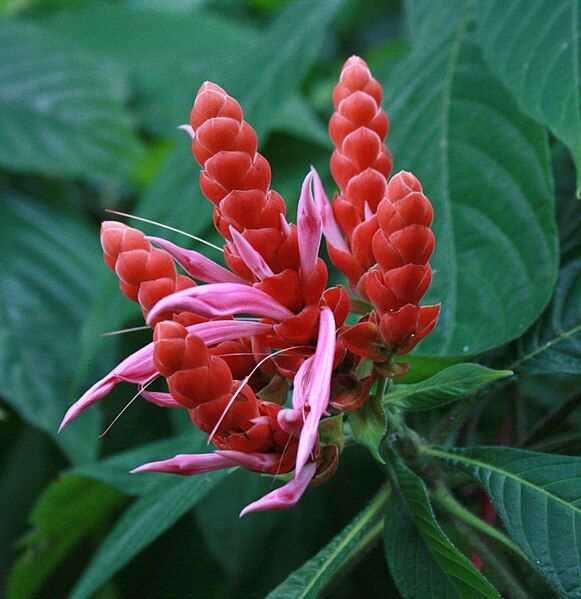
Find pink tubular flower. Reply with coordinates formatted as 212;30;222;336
146;283;294;324
293;307;336;475
297;170;323;280
239;461;317;516
148;236;246;285
59;320;274;430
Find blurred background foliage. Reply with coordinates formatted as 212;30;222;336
0;0;579;597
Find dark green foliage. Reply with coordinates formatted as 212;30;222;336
0;0;579;597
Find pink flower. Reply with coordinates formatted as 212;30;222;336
59;320;273;430
239;461;317;516
293;307;336;475
148;236;246;285
146;283;294;324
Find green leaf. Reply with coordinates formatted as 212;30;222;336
7;475;125;599
384;453;499;598
382;0;558;355
0;19;142;179
476;0;581;196
272;95;332;149
394;354;466;384
507;258;581;377
423;446;581;597
0;195;102;462
350;395;387;463
384;364;513;411
36;3;258;134
71;433;202;496
266;485;390;598
70;468;231;599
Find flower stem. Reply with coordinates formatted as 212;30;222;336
432;482;525;561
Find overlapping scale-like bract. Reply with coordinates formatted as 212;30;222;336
100;221;201;326
153;320;297;474
189;82;329;336
342;171;440;358
326;56;393;292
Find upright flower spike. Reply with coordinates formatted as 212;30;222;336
318;56;393;294
151;319;298;474
188;81;330;324
342;171;440;359
101;221;200;326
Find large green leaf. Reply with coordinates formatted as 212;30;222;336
70;468;231;599
38;0;342;139
506;258;581;377
0;196;102;462
266;485;390;598
424;446;581;597
384;364;512;411
381;0;558;355
0;19;142;179
7;476;125;599
384;453;499;598
476;0;581;196
36;3;257;134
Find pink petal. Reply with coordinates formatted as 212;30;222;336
139;390;181;408
59;342;156;431
59;320;274;431
178;124;195;139
297;171;322;279
295;307;336;475
228;227;273;281
131;452;235;475
364;202;373;221
279;213;291;236
239;461;317;517
187;319;273;345
291;355;314;410
146;283;294;325
277;408;303;438
148;236;245;285
311;167;349;253
215;450;280;472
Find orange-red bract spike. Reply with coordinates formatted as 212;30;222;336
353;170;439;356
152;321;297;474
326;56;393;293
189;81;330;335
100;221;201;326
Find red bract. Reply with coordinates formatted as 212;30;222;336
191;82;327;304
153;320;297;474
61;55;440;517
343;171;440;358
323;56;393;295
101;221;201;326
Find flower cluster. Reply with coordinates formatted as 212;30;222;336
61;56;439;516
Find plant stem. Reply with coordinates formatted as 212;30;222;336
447;515;529;599
432;482;526;561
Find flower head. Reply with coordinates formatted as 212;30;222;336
62;56;439;516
